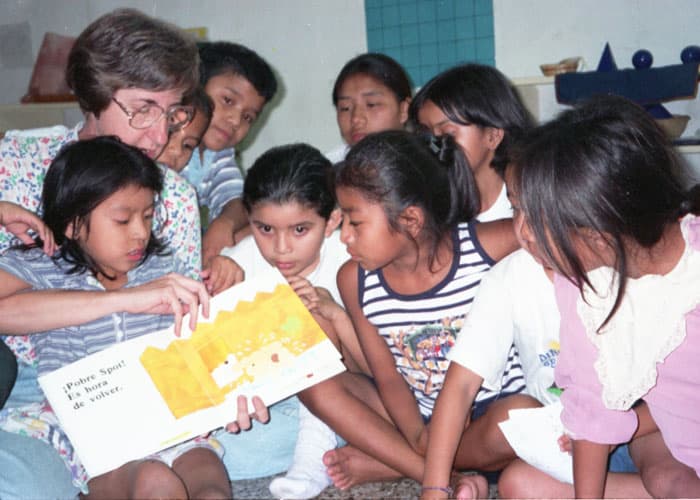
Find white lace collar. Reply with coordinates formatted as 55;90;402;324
577;215;700;410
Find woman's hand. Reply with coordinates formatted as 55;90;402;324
115;273;210;336
0;201;56;255
225;395;270;433
201;255;244;295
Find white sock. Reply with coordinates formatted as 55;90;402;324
269;403;336;499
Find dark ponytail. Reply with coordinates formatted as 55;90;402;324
424;133;480;223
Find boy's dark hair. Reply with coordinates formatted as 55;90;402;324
67;8;199;116
243;143;335;220
337;130;478;268
183;86;214;128
512;95;700;329
198;41;277;102
332;52;412;106
43;136;167;278
409;63;534;176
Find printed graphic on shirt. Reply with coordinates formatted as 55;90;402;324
389;317;461;402
539;340;560;369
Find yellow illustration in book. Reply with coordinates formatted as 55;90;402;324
140;284;327;418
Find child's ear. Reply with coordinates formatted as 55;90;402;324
324;208;342;237
486;127;505;150
64;221;75;240
399;98;411;126
64;218;82;241
399;205;424;239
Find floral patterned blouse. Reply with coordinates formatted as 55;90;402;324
0;124;202;365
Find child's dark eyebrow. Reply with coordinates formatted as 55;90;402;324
337;89;386;100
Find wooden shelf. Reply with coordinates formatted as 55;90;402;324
511;75;555;86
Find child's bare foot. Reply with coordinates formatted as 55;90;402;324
322;445;401;489
453;473;488;499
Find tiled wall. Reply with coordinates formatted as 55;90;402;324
365;0;494;88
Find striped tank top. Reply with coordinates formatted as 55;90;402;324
358;222;524;418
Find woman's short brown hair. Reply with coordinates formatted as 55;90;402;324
66;8;199;116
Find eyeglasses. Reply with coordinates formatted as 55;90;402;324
111;97;194;131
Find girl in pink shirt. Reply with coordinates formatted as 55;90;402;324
503;95;700;498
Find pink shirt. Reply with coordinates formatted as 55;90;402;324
554;218;700;475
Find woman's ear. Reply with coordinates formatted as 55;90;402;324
486;127;505;150
324;208;342;237
399;205;424;239
399;98;411;126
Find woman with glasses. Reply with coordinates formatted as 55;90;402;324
0;9;204;500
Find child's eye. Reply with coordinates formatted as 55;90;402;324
243;113;255;124
222;96;233;106
366;101;381;108
337;105;350;113
294;226;307;235
115;219;129;225
259;224;272;233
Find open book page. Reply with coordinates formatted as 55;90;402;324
498;400;573;484
38;268;345;477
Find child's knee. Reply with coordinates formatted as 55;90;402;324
131;459;187;498
641;460;700;497
497;459;528;498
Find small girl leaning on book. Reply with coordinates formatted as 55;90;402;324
0;136;263;498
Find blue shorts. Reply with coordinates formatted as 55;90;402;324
609;444;637;473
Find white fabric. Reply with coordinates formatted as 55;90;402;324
324;144;349;165
476;183;512;222
221;230;348;304
578;215;700;411
268;403;335;499
448;249;561;405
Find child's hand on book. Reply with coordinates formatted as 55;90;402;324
288;276;320;310
201;255;244;296
116;273;210;336
225;395;269;433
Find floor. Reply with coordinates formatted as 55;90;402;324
232;474;499;499
232;474;421;499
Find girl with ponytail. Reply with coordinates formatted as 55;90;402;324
297;130;521;493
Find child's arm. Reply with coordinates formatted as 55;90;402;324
572;439;610;498
338;260;426;450
474;218;519;262
287;275;370;375
200;254;244;295
202;198;248;266
0;201;55;255
421;363;482;499
0;271;209;337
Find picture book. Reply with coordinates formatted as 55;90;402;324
498;401;573;484
38;268;346;478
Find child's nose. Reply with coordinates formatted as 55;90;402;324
274;233;291;253
350;106;366;125
339;219;352;244
132;217;150;241
227;108;241;128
